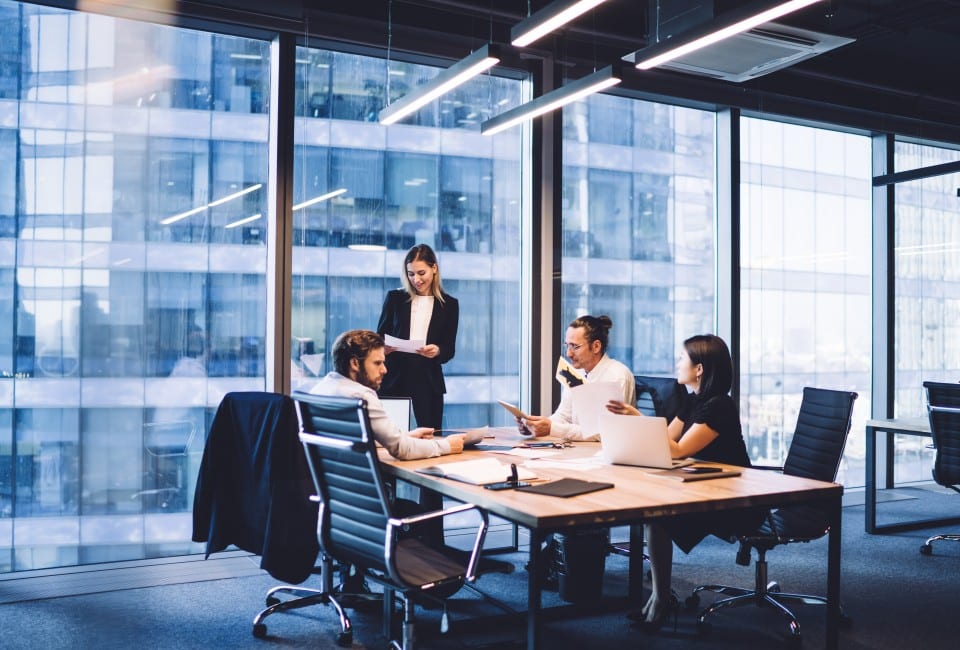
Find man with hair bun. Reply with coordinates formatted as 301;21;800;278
519;314;636;441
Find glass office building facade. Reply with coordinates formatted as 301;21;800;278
1;0;958;573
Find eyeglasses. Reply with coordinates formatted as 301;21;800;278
563;342;584;352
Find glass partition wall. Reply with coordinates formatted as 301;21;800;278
892;142;960;482
560;94;717;374
0;2;528;571
739;118;872;486
0;2;271;571
289;47;524;429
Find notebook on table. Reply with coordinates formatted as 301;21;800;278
516;478;614;498
598;412;693;469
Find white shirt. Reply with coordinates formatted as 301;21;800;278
409;295;434;342
309;371;450;460
549;354;637;442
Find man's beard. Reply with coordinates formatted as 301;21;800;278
357;367;381;391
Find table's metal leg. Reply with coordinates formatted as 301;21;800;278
826;494;842;650
628;523;644;600
885;430;896;489
526;528;544;650
865;425;877;533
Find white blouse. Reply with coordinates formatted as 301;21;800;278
409;295;435;342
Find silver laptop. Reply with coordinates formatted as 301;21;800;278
598;412;693;469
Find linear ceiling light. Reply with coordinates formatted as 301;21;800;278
481;66;621;136
379;44;500;125
511;0;612;47
629;0;824;70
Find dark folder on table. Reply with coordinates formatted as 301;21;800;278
516;478;614;498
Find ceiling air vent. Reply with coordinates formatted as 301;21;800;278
649;22;854;83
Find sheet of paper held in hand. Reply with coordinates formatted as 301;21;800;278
570;381;624;436
497;400;530;420
384;334;426;354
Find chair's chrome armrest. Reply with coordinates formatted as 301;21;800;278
387;504;490;582
751;464;784;472
389;501;482;527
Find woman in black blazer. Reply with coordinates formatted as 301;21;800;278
377;243;459;429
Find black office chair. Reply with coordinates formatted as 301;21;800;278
919;381;960;555
634;374;689;420
192;392;375;645
293;391;489;650
608;375;689;557
687;386;857;647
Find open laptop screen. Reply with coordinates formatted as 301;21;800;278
380;396;413;431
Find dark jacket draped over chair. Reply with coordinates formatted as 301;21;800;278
192;391;319;584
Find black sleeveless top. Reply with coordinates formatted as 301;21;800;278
677;393;751;467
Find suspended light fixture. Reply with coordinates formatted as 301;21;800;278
480;65;620;136
379;44;501;125
627;0;825;70
511;0;612;48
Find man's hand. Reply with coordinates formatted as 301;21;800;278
416;344;439;358
383;345;397;355
520;415;551;437
408;427;435;438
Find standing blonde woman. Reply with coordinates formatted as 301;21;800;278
377;243;458;430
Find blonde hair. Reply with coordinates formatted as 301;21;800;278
401;243;445;303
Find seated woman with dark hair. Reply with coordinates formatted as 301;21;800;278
607;334;760;633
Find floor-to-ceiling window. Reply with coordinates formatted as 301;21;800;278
289;47;524;429
892;141;960;481
0;1;270;571
739;117;872;486
560;93;716;375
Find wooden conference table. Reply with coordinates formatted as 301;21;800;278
379;430;844;650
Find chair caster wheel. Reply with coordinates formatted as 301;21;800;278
920;544;933;555
266;596;280;606
767;581;781;593
335;631;352;647
252;623;267;638
785;633;803;648
685;594;700;610
697;620;712;636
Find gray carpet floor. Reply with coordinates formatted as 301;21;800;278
2;487;960;649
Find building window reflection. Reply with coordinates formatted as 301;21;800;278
561;93;716;377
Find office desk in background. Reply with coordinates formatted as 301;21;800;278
865;416;960;534
380;435;844;650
